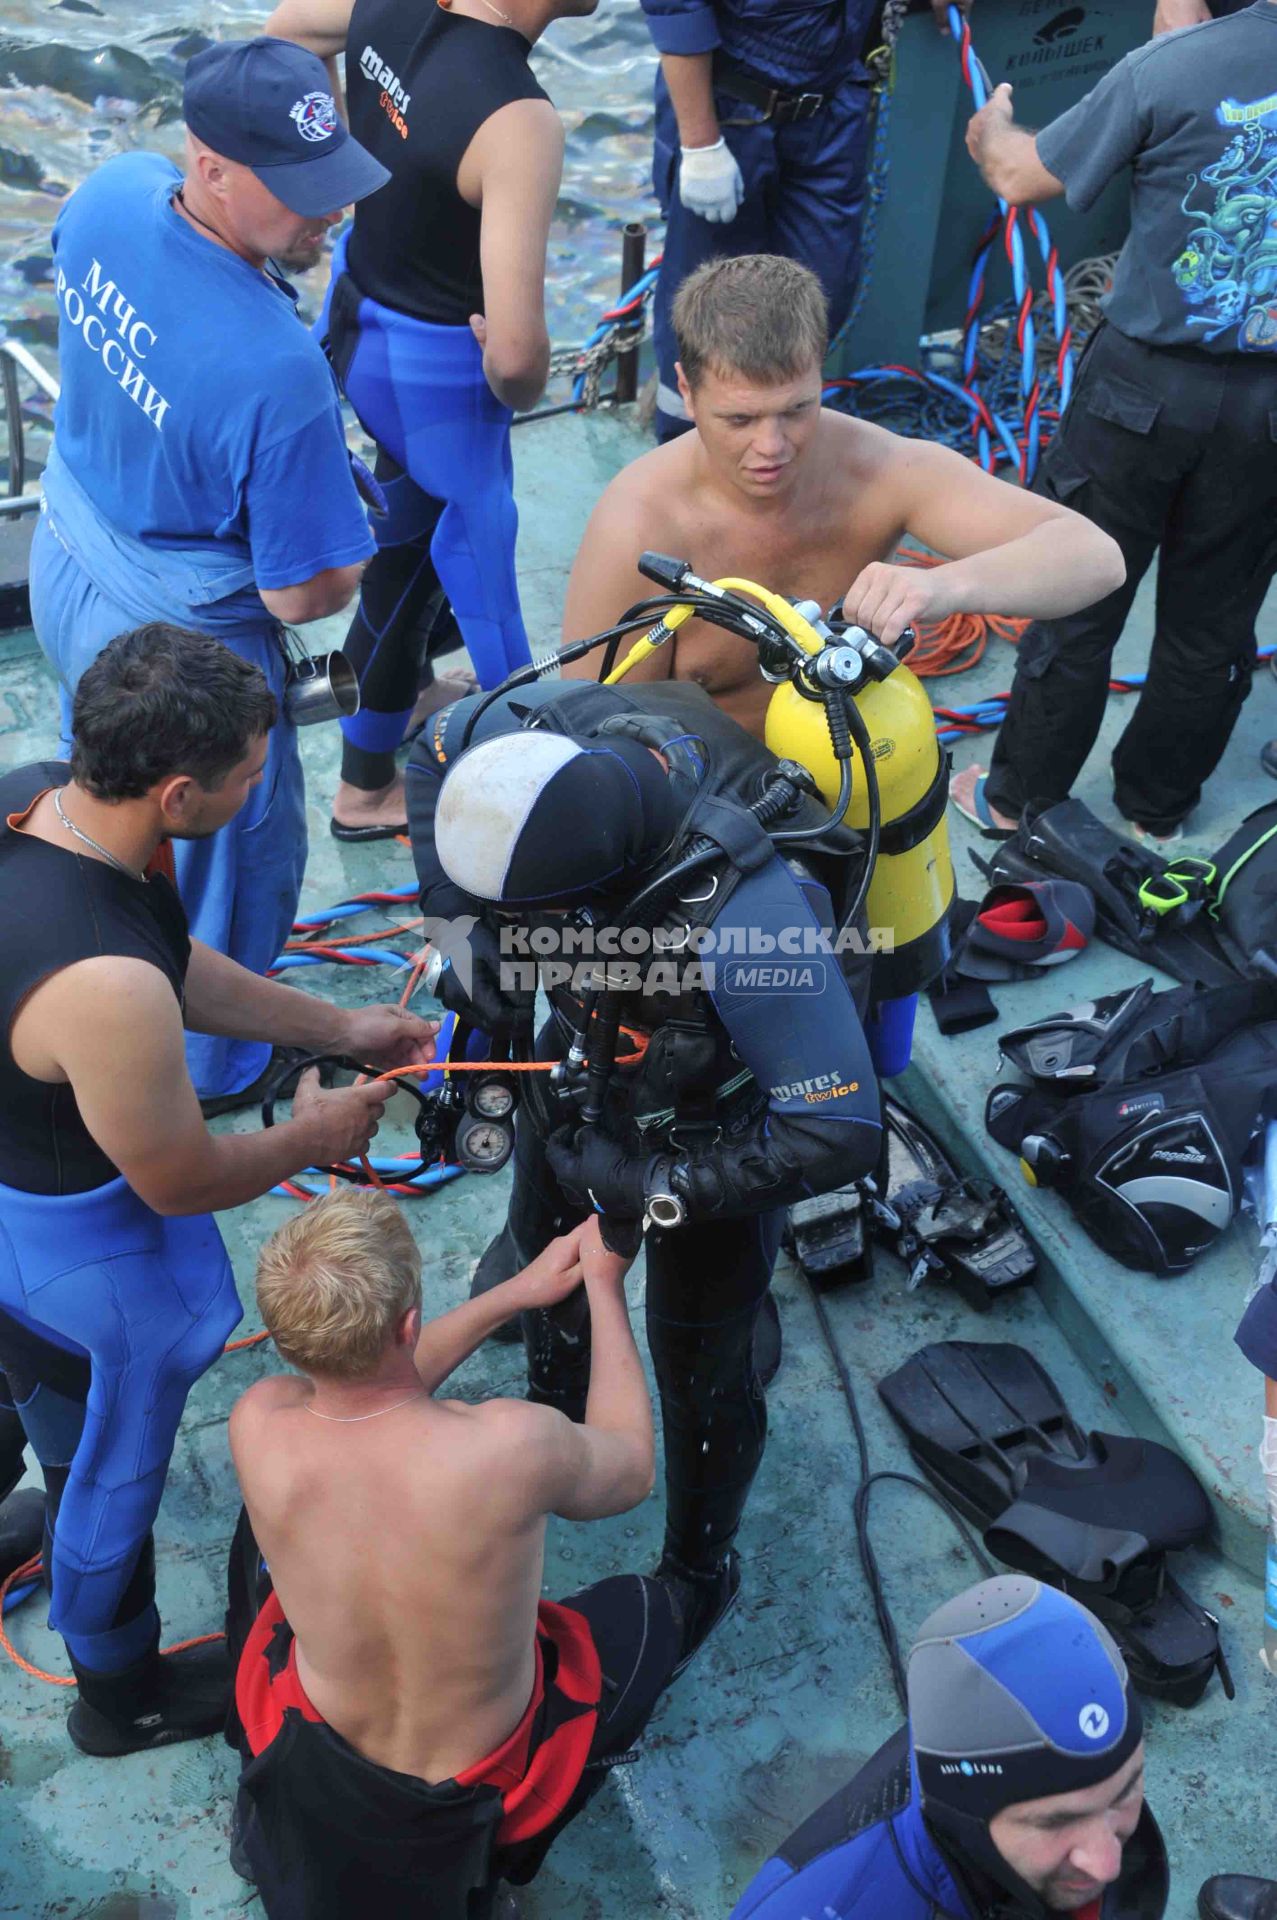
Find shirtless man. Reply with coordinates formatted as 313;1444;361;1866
228;1191;682;1919
564;253;1125;742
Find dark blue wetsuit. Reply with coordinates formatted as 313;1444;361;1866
641;0;878;439
731;1725;1167;1919
0;765;241;1675
407;679;881;1573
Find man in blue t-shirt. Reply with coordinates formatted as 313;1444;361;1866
953;1;1277;843
31;38;388;1105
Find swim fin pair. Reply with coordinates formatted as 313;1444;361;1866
879;1340;1232;1707
785;1098;1036;1307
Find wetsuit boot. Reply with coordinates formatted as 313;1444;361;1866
1199;1879;1277;1920
656;1551;742;1676
68;1636;232;1757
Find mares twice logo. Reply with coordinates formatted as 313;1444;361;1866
1079;1702;1110;1740
772;1071;859;1105
289;91;338;143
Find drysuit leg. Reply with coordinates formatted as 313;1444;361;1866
646;1210;781;1573
472;1103;594;1419
334;263;531;690
0;1177;241;1671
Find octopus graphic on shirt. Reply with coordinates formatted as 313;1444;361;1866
1174;92;1277;350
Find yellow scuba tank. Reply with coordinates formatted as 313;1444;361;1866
766;660;954;995
602;569;954;996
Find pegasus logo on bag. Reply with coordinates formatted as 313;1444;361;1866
1150;1146;1209;1165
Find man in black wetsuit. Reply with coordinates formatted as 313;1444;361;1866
0;624;436;1756
266;0;598;840
407;677;883;1659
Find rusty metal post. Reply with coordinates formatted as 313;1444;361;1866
614;221;647;405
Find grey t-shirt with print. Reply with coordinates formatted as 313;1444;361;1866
1036;0;1277;352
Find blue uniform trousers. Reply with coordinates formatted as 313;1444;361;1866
652;73;872;436
29;469;307;1101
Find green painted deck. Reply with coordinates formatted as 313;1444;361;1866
0;410;1274;1919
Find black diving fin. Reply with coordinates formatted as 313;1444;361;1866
874;1096;1037;1309
878;1340;1232;1707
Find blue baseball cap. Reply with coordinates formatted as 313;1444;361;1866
183;38;390;217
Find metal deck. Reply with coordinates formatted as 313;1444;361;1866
0;410;1274;1918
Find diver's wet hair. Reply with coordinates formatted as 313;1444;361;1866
673;253;828;390
256;1190;423;1380
70;622;277;800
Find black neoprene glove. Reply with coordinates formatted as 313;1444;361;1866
544;1125;658;1217
428;916;535;1038
545;1126;658;1261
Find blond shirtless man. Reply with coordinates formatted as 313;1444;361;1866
564;253;1125;763
226;1190;682;1920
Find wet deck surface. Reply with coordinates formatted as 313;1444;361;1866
1;410;1275;1918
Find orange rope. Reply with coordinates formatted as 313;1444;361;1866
0;1554;223;1687
889;548;1029;678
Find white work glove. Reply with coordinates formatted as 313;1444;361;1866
678;139;745;224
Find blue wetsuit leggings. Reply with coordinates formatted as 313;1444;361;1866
0;1178;241;1674
324;237;533;792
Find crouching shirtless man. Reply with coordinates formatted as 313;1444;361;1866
227;1191;681;1920
564;253;1125;740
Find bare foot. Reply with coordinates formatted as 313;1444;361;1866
331;776;406;833
408;667;480;736
949;763;1017;832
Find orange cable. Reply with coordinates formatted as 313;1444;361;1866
889;548;1030;678
0;1555;223;1687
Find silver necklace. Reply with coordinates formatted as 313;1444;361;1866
54;787;146;883
475;0;515;24
304;1391;425;1424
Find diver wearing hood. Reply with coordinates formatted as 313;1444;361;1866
731;1575;1167;1920
406;677;882;1663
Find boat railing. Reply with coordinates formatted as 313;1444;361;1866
0;336;59;519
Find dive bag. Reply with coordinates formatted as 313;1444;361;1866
984;979;1277;1274
879;1340;1233;1707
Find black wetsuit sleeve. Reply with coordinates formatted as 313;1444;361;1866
669;859;882;1219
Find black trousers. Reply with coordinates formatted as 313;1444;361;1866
986;323;1277;834
475;1105;781;1574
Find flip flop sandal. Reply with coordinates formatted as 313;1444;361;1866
329;816;410;843
951;772;1017;841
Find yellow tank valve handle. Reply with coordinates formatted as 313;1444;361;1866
1019;1157;1039;1188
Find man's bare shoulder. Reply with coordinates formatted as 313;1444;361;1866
438;1394;567;1452
229;1374;306;1448
595;437;692;521
817;406;910;479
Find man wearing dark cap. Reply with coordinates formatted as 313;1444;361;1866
30;38;387;1110
731;1575;1167;1918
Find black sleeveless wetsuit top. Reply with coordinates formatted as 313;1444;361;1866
0;763;190;1196
345;0;549;325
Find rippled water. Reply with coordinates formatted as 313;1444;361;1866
0;0;658;367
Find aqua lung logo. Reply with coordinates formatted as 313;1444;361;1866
939;1759;1004;1778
